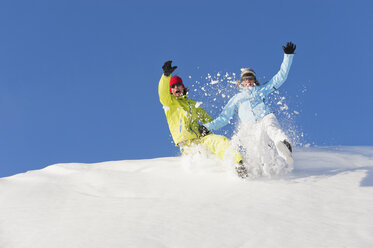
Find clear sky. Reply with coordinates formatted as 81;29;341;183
1;0;372;177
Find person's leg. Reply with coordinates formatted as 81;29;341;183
262;114;293;164
262;113;288;143
179;139;200;156
200;134;242;164
201;134;249;178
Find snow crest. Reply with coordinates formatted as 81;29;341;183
1;147;373;248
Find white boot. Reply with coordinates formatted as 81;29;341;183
275;140;293;165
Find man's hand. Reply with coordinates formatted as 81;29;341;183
198;125;210;137
282;42;296;54
162;60;177;76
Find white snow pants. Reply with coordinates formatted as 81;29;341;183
232;113;288;153
260;113;288;144
234;113;288;145
261;113;293;165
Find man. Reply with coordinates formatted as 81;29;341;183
203;42;296;166
158;61;247;178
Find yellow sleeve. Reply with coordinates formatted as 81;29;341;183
158;74;172;106
197;107;213;124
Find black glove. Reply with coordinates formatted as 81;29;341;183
198;125;210;137
282;42;296;54
162;60;177;76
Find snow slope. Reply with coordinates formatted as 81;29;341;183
1;146;373;248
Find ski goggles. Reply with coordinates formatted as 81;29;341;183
170;82;183;88
241;75;256;81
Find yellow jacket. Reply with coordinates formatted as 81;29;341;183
158;74;213;146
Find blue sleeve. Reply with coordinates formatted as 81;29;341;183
204;94;239;131
260;53;294;96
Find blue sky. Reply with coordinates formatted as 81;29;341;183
1;0;372;177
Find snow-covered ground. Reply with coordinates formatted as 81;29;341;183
1;146;373;248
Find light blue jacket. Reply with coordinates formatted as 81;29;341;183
204;53;294;131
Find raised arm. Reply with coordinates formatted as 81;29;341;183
158;61;177;106
158;75;172;106
261;42;296;94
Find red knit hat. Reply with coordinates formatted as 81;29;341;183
169;76;185;92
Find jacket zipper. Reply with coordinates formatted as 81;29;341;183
187;100;199;138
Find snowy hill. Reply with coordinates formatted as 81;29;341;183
1;147;373;248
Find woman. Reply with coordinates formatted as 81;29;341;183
203;42;296;174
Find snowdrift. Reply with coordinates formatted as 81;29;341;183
1;146;373;248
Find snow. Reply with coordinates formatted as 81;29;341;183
195;102;202;108
1;147;373;248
